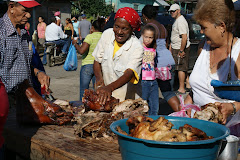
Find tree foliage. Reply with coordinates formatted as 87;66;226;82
71;0;113;18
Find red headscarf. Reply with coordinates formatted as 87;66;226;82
114;7;141;31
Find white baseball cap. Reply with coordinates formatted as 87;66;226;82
8;0;40;8
169;4;180;11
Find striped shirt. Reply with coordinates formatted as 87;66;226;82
0;13;32;93
82;32;102;66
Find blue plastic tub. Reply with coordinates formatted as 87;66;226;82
110;116;229;160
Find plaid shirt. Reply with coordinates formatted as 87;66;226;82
0;13;32;93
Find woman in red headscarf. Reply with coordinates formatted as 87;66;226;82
92;7;143;104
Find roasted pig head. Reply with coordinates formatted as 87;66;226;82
16;80;73;125
82;89;119;112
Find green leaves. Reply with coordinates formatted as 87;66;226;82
71;0;113;18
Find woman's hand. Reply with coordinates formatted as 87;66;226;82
215;102;234;124
72;39;78;45
96;85;113;105
37;71;50;91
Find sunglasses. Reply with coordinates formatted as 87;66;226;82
170;10;177;13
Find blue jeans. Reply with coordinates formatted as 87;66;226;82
80;64;95;101
42;39;69;65
141;80;159;115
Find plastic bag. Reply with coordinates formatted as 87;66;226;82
155;65;172;81
63;43;78;71
226;110;240;137
168;95;201;118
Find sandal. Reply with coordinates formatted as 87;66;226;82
175;90;186;94
186;88;192;92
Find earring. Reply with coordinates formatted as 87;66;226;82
221;32;224;37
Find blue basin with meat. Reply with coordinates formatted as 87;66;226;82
110;116;229;160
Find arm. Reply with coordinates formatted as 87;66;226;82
33;68;50;91
56;19;61;26
59;27;67;39
43;23;46;39
169;43;172;53
78;25;82;40
72;41;89;55
215;102;240;124
178;34;187;58
93;60;105;88
71;24;74;39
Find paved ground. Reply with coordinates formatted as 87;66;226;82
44;56;83;102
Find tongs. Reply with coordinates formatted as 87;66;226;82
41;85;55;101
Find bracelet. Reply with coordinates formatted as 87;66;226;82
36;70;44;77
73;43;77;47
231;103;236;115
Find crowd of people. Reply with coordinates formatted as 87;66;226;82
0;0;240;158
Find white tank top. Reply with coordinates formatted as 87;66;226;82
189;39;240;106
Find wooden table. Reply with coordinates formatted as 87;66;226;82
3;110;122;160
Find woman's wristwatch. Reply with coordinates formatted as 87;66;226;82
36;70;44;77
231;103;236;115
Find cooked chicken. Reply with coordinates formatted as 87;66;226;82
130;117;186;142
193;103;223;124
149;116;173;132
125;116;213;142
126;116;154;134
180;124;213;141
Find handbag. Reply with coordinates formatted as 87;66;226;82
155;65;172;81
63;43;78;71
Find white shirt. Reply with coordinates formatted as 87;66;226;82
189;39;240;106
45;23;67;41
92;28;144;101
171;15;190;49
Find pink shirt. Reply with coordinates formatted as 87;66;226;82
37;23;46;39
142;46;156;80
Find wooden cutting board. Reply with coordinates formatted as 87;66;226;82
3;109;121;160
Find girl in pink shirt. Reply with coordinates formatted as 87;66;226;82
141;24;159;115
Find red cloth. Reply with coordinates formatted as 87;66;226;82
0;78;9;147
114;7;141;31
